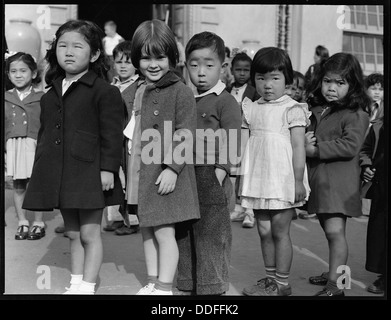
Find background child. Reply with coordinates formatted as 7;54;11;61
364;73;384;123
227;52;260;228
128;19;199;296
176;31;241;295
240;47;311;297
5;52;45;240
305;52;370;296
103;40;140;236
22;20;125;294
293;71;305;102
359;105;386;295
304;45;329;91
102;20;124;82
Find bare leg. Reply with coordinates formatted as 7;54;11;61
141;227;159;278
254;210;275;268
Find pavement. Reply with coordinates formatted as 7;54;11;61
2;181;384;299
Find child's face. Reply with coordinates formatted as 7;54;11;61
285;79;298;99
8;60;37;92
254;70;286;101
294;77;305;101
366;82;384;103
113;53;136;81
56;31;99;79
139;49;170;83
321;72;349;102
186;47;223;94
231;60;251;86
104;25;116;37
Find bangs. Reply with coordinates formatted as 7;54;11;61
142;36;167;57
253;54;287;75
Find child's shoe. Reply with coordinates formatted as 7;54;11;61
230;210;246;222
309;272;328;286
242;277;272;296
136;283;155;295
15;225;29;240
314;287;345;297
242;210;255;228
150;288;173;295
367;275;384;294
260;279;292;296
27;224;46;240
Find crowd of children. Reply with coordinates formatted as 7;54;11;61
4;18;385;297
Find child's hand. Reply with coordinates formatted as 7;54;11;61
295;180;307;203
215;167;227;186
305;143;319;158
155;167;178;195
362;167;376;183
305;131;316;146
101;171;114;191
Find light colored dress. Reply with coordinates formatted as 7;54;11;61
240;95;311;210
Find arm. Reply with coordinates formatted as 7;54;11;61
291;126;307;202
359;125;376;182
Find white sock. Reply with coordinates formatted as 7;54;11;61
78;280;96;294
234;204;244;212
32;221;45;228
18;220;29;227
67;274;83;291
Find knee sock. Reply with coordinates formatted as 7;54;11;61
32;221;45;228
78;280;96;294
275;270;290;286
18;220;29;227
147;275;158;285
155;279;173;292
265;266;276;280
67;274;83;291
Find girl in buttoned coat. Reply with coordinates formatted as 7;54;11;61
125;20;199;295
5;52;45;241
305;53;370;296
22;20;125;294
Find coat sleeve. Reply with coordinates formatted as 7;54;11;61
98;84;125;172
318;110;369;160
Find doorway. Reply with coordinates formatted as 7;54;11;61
78;1;153;41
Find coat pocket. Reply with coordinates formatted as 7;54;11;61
71;130;98;162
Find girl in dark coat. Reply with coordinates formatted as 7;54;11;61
305;53;370;296
128;20;199;295
22;20;125;294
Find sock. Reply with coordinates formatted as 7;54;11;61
265;266;276;280
234;204;244;212
155;279;173;292
32;221;45;228
18;220;29;227
147;275;158;285
78;280;96;294
326;279;341;294
275;270;289;286
67;274;83;291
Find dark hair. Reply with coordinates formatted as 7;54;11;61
44;19;109;86
113;40;132;61
307;52;371;112
293;70;305;81
131;19;178;69
364;73;384;89
5;52;41;86
231;52;252;69
185;31;226;64
225;46;231;58
251;47;293;85
315;45;329;62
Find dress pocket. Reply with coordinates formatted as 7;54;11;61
71;130;98;162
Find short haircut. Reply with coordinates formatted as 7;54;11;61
365;73;384;88
113;40;132;61
131;19;179;69
251;47;294;85
231;52;252;68
185;31;226;64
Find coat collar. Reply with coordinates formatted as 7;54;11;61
5;88;42;105
52;70;98;96
145;70;181;90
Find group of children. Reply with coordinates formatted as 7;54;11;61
4;18;385;296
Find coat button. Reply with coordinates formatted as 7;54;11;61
201;113;207;118
55;123;61;129
55;138;61;145
153;124;159;129
22;112;26;116
12;105;15;109
12;122;15;126
155;88;160;93
153;110;159;116
23;121;27;125
153;100;158;104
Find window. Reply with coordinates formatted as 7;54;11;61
342;5;383;74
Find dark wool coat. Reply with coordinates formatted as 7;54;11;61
137;71;200;227
23;71;125;211
306;105;369;217
5;89;43;142
226;82;261;103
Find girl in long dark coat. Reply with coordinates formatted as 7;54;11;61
305;53;370;296
22;20;125;294
127;20;199;295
